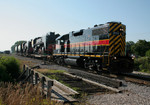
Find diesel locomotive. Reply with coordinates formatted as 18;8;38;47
53;22;134;73
14;22;134;73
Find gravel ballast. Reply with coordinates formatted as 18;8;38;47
87;81;150;105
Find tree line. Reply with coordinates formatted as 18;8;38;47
126;40;150;57
11;41;26;53
126;40;150;73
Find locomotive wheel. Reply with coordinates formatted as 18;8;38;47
60;58;65;66
96;64;102;71
96;64;102;74
88;65;93;70
88;64;97;71
84;62;88;69
56;58;61;65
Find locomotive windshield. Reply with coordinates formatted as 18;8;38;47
92;27;109;36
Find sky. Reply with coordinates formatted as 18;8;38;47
0;0;150;51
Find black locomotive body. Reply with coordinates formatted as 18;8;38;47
23;32;59;57
42;32;60;55
53;22;134;73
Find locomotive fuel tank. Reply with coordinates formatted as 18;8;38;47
64;58;78;66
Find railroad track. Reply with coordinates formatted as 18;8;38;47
67;68;122;88
47;62;125;88
68;64;150;86
36;60;123;88
121;72;150;86
68;65;150;86
17;55;150;90
102;72;150;86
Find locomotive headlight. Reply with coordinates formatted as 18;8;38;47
120;28;124;32
114;57;117;59
132;56;135;60
131;55;135;60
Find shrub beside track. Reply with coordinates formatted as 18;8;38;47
0;56;20;82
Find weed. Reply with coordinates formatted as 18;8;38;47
0;82;62;105
36;69;65;74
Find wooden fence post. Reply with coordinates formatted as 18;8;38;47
41;77;46;96
29;69;31;75
28;69;31;82
17;65;27;81
41;77;46;89
26;67;29;77
35;73;39;84
30;70;34;84
47;80;53;99
23;65;26;72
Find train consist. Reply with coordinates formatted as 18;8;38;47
14;22;134;73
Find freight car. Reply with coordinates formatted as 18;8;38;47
53;22;134;73
32;32;60;55
18;32;60;59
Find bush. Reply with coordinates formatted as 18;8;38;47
145;50;150;57
134;57;150;73
0;63;11;82
131;40;150;56
0;56;20;82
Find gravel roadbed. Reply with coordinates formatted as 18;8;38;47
87;80;150;105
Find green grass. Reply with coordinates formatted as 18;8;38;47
47;73;80;92
59;80;80;91
47;70;65;73
140;69;150;73
0;98;4;105
47;74;59;80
